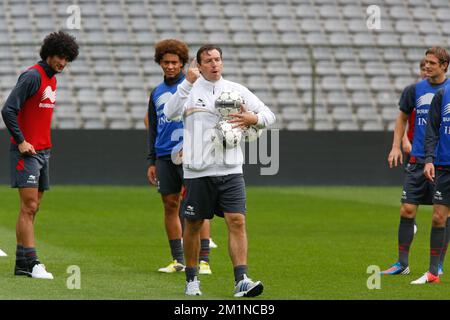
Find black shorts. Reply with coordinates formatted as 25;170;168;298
10;145;51;191
432;167;450;205
156;157;183;195
181;174;246;220
401;163;434;205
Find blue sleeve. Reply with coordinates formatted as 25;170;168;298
399;84;416;115
424;88;443;163
1;69;41;144
146;90;157;166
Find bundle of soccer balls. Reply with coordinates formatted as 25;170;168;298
215;91;243;120
212;91;262;148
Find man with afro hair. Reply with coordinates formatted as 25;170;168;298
1;31;79;279
145;39;216;275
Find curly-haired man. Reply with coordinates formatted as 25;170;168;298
145;39;215;275
1;31;79;279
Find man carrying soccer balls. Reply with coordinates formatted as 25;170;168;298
164;44;275;297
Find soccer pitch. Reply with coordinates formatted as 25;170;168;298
0;185;448;300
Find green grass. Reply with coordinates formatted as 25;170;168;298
0;185;448;299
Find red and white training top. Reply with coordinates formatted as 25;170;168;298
11;64;57;150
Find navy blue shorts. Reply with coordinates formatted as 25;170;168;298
10;145;51;191
432;166;450;205
401;163;434;205
181;174;246;220
155;157;183;195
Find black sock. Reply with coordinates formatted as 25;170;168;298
398;217;415;267
430;227;446;276
199;239;210;263
169;239;184;264
24;247;39;267
15;245;26;266
440;217;450;266
234;265;248;283
185;266;197;282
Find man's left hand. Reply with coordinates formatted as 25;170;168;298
229;104;258;129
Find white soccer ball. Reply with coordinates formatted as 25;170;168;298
241;111;262;142
215;91;244;119
242;125;262;142
211;120;242;148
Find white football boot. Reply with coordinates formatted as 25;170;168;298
185;277;202;296
30;264;54;280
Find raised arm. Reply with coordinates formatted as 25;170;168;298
164;58;199;120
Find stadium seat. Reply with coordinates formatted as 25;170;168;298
377;33;401;46
339;61;362;76
376;91;398;107
0;0;441;131
337;120;359;131
296;76;313;90
395;20;416;34
363;61;387;76
282;107;305;121
314;120;334;130
295;5;316;18
286;121;309;130
346;76;368;91
389;6;410;19
290;60;312;75
316;61;339;76
381;106;398;122
353;33;376;46
232;32;255;45
351;91;373;105
223;4;244;18
271;5;291;18
322;76;344;91
306;32;329;46
342;5;363;18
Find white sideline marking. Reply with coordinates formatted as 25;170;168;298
0;249;7;257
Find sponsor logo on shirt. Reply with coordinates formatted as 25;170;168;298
416;93;435;108
443;103;450;117
39;86;56;108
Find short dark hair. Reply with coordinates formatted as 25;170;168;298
40;31;79;62
196;44;222;64
154;39;189;67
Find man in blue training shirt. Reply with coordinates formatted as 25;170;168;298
145;39;213;275
382;47;450;278
419;60;450;284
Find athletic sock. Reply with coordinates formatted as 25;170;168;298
24;247;39;267
439;217;450;267
199;239;210;263
185;266;198;282
398;217;415;267
430;227;446;276
169;239;184;265
234;265;248;283
15;245;26;267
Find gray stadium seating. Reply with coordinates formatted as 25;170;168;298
0;0;447;131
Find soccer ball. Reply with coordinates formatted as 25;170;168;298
215;91;244;119
242;111;262;142
242;125;262;142
211;120;242;149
